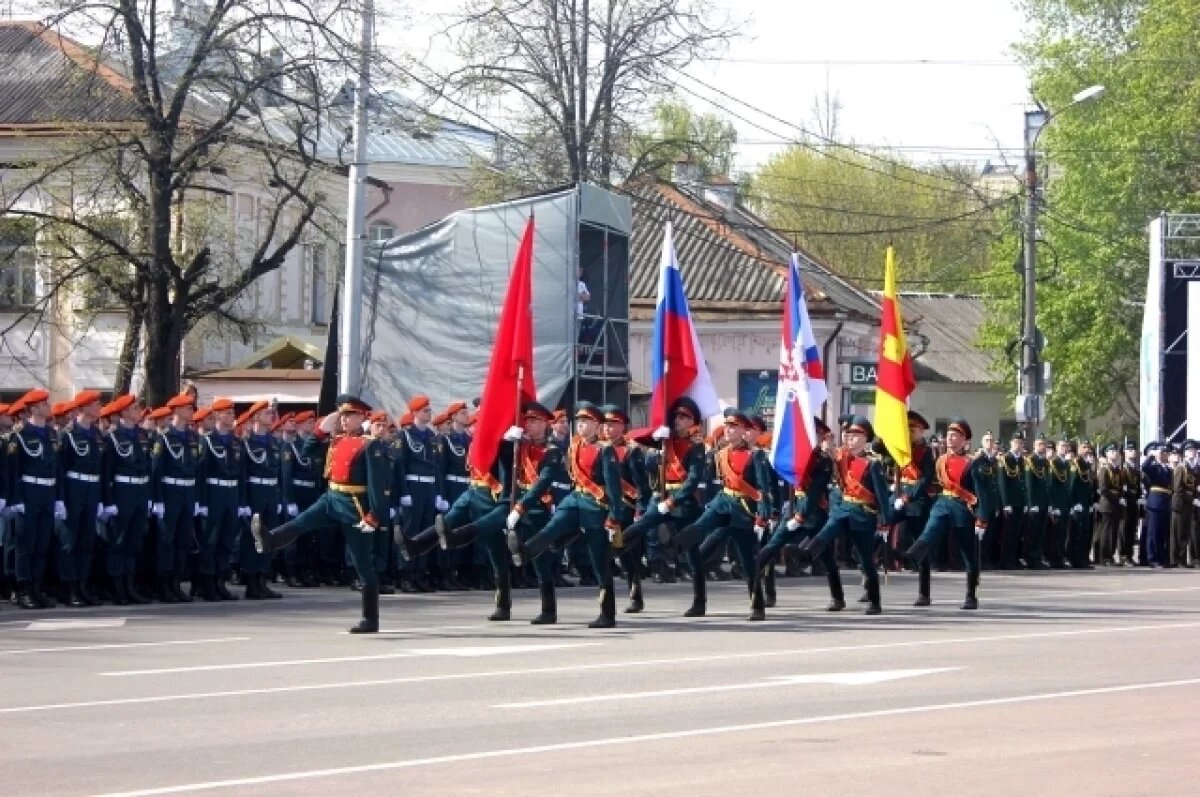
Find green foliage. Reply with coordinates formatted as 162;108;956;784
744;146;1002;288
982;0;1200;430
627;98;738;180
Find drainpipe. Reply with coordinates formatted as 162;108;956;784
822;317;846;420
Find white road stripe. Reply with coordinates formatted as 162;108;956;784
26;619;128;630
0;637;249;656
93;675;1200;796
0;620;1189;715
102;643;599;676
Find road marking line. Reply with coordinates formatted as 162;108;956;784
336;624;485;636
93;675;1200;796
25;618;129;631
0;637;250;656
102;643;599;676
0;620;1180;714
495;667;958;709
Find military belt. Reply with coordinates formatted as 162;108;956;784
114;475;149;485
445;475;470;484
292;479;317;489
941;491;967;502
248;477;278;486
551;481;572;491
666;482;685;489
842;496;878;513
331;482;367;495
722;487;752;500
66;471;100;483
405;475;436;483
206;478;238;488
162;477;195;487
1151;487;1171;495
21;475;55;487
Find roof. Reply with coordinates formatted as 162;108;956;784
880;292;994;384
189;368;322;381
228;335;326;370
626;180;880;320
0;22;141;128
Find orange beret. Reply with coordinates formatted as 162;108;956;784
0;403;8;415
166;393;196;409
7;399;25;416
399;411;413;427
100;394;136;419
149;407;172;421
369;410;390;424
20;388;50;406
245;400;269;418
431;412;448;426
51;401;72;418
444;401;467;417
73;390;102;409
407;394;430;412
553;409;567;421
235;410;252;427
210;398;235;412
193;407;211;423
293;410;316;423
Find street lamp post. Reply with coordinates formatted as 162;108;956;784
1018;84;1105;435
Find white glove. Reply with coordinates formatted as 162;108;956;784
975;526;986;540
318;412;340;434
400;495;413;508
238;506;251;518
1022;506;1029;514
1029;505;1039;514
1072;504;1083;514
1119;498;1126;507
287;503;298;517
194;502;204;517
147;500;154;512
651;426;671;441
54;500;67;520
656;500;671;515
390;507;397;520
435;496;449;513
1003;506;1012;515
506;510;521;530
355;519;376;532
549;503;557;515
0;498;5;513
1194;498;1200;508
96;502;105;519
1051;509;1061;518
276;504;283;515
502;425;524;442
876;528;888;540
9;503;24;515
893;497;906;511
104;505;118;519
1138;498;1146;507
786;517;801;532
152;502;165;518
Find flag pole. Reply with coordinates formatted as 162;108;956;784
511;362;524;504
659;359;669;505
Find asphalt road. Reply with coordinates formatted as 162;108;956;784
3;567;1199;796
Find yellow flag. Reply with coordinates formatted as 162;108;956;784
874;247;916;468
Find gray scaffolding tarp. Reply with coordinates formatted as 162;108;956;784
357;184;630;413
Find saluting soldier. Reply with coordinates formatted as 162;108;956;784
57;391;105;606
253;395;391;632
1095;443;1125;567
1023;434;1051;569
8;389;62;609
906;417;991;609
99;395;151;605
1121;440;1142;566
997;431;1027;569
195;398;243;602
243;401;286;599
150;393;202;603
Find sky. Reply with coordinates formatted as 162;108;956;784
378;0;1035;176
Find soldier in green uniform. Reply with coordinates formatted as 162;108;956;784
8;389;61;609
252;395;390;632
1121;440;1142;566
601;405;650;622
974;432;1002;569
57;390;105;606
242;401;287;599
99;395;152;605
195;398;244;601
1095;443;1125;567
1068;443;1096;569
997;431;1027;569
894;411;936;593
282;410;323;587
1169;442;1196;567
1045;437;1073;568
1023;434;1051;569
150;393;202;603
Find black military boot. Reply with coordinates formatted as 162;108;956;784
16;582;38;610
259;574;282;599
962;572;979;611
33;580;56;608
170;576;193;603
437;516;479;551
748;578;767;622
684;574;707;617
243;573;264;600
589;583;617;628
826;562;846;610
66;581;88;608
81;580;102;606
801;534;829;561
914;562;932;607
397;524;437;563
508;528;547;567
488;582;512;621
195;575;219;602
125;575;150;604
110;575;130;606
905;538;931;565
530;584;557;625
864;579;882;615
624;576;644;614
349;585;380;634
763;566;777;608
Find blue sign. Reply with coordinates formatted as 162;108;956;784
738;370;778;428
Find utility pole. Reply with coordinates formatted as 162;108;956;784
339;0;374;396
1020;109;1045;436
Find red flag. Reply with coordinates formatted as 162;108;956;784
468;215;537;474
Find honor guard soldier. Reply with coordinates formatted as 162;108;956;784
1068;443;1097;569
1024;434;1052;569
755;418;840;609
974;432;1002;569
100;395;152;605
619;398;708;616
893;411;936;579
998;431;1027;569
394;395;445;593
8;389;62;609
282;410;323;587
601;405;651;619
906;418;992;609
1142;443;1170;567
253;396;390;632
243;401;287;599
1170;442;1196;567
194;398;243;601
1095;443;1125;566
150;393;202;602
673;408;771;621
58;391;105;606
1046;437;1074;568
800;415;892;615
1121;440;1142;565
437;402;473;589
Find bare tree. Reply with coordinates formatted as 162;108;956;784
0;0;384;404
438;0;739;190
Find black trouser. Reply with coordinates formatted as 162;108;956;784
59;478;100;583
158;484;197;577
15;482;56;583
105;484;149;578
199;485;240;576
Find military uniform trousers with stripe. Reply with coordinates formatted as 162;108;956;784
59;472;101;583
106;481;149;578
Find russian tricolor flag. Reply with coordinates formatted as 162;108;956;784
770;254;829;485
650;221;720;427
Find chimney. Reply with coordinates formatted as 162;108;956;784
703;174;737;210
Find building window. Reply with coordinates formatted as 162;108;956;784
0;218;37;308
309;242;329;325
368;221;396;245
737;369;778;428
